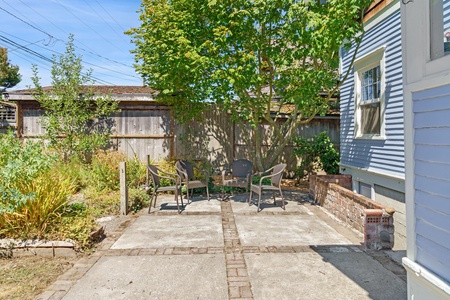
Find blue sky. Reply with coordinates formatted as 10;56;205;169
0;0;143;90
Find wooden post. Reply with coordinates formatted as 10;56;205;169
120;162;128;215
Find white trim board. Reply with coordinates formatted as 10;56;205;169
340;163;405;193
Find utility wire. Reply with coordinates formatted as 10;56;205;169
0;31;140;80
0;35;115;85
15;0;135;69
82;0;129;45
0;5;56;46
94;0;129;32
54;0;127;53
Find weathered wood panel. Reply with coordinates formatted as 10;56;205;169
14;102;339;175
174;105;233;168
115;108;173;161
234;117;340;172
22;109;46;136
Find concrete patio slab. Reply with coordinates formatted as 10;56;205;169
37;188;407;300
62;254;228;300
151;194;222;213
245;252;407;300
111;215;223;249
235;213;352;246
183;197;222;213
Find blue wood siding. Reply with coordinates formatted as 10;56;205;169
413;83;450;282
340;9;405;178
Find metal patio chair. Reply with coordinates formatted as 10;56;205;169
248;163;287;212
146;164;183;213
175;160;210;203
222;159;253;195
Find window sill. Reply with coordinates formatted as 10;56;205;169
354;134;386;140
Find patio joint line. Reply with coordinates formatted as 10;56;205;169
221;200;254;300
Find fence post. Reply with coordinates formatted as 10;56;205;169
120;162;128;215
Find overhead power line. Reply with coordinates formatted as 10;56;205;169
54;0;127;53
94;0;128;32
0;5;56;46
15;0;135;69
0;35;115;86
1;31;139;79
82;0;129;45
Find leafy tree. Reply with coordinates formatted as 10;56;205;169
31;35;119;162
127;0;371;170
0;48;21;91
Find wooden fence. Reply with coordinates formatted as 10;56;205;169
5;100;339;173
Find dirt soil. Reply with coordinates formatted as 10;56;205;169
0;214;134;300
0;255;76;300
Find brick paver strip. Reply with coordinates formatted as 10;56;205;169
220;201;254;300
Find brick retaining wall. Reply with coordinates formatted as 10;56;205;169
309;175;395;250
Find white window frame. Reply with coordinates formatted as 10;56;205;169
353;47;386;140
430;0;450;60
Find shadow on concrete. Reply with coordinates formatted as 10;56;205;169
309;244;407;300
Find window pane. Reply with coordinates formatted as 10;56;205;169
360;65;381;102
361;103;380;134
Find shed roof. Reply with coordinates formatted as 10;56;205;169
3;85;158;102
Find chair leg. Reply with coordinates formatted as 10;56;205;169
186;187;190;204
257;192;262;212
149;192;157;213
248;189;253;206
180;189;184;207
206;185;210;201
279;188;285;210
175;189;181;214
246;183;249;199
153;191;158;208
272;191;276;205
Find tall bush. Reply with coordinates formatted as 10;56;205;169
292;131;340;179
0;170;76;238
0;131;58;213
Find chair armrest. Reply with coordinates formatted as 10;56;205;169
258;168;284;185
250;171;263;184
148;165;181;185
175;165;189;181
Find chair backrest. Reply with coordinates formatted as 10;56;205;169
176;160;195;180
271;163;286;186
232;159;253;178
147;164;160;186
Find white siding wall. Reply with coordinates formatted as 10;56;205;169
340;8;404;178
413;85;450;281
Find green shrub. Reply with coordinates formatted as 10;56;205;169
0;131;58;188
90;150;146;192
51;211;97;250
0;131;59;216
0;170;76;238
54;157;92;191
128;188;150;213
82;186;120;217
292;131;340;179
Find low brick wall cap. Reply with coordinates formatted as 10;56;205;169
383;207;395;215
364;209;383;216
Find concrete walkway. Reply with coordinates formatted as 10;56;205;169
37;189;407;300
